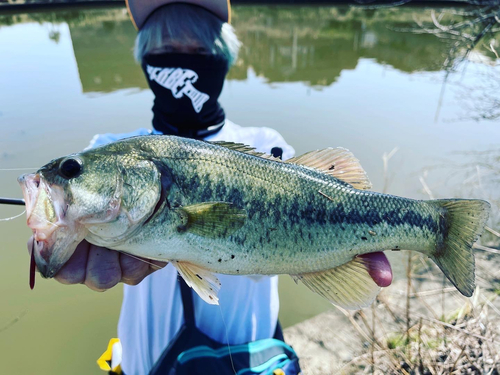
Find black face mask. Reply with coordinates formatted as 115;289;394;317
142;53;229;139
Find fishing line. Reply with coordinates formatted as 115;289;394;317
218;304;237;375
121;252;164;270
29;212;60;228
0;210;26;222
0;310;28;334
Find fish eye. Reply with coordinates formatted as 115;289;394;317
59;157;83;179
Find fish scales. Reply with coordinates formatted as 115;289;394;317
122;136;444;275
19;135;490;307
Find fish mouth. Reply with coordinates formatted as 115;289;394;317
358;252;393;287
27;227;84;278
18;173;85;278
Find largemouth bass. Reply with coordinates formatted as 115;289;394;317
18;136;490;309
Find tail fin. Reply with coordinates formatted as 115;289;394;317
428;199;490;297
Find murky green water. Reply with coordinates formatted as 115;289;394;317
0;4;499;374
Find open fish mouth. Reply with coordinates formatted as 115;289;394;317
18;173;83;278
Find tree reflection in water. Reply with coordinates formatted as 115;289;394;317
0;4;496;91
398;4;500;121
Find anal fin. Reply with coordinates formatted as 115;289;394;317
172;261;221;305
291;257;381;309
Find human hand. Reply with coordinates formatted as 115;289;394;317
28;237;167;291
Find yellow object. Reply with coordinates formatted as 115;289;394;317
97;338;122;374
273;370;285;375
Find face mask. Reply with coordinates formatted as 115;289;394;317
142;53;229;138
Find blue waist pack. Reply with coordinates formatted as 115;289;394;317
149;278;302;375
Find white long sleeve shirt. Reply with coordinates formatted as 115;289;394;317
89;120;295;374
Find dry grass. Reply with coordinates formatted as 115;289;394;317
339;148;500;375
341;274;500;374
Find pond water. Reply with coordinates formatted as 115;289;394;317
0;4;499;374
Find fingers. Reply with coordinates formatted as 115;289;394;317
54;240;90;285
53;240;121;291
149;260;168;272
119;253;150;285
84;245;122;292
119;253;167;285
48;239;167;291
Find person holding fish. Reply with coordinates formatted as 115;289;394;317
20;1;491;374
32;1;302;374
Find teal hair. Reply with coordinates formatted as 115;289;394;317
134;3;240;66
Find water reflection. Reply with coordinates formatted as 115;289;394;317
229;6;449;84
453;60;500;121
69;9;147;92
2;5;497;92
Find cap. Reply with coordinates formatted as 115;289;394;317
126;0;231;30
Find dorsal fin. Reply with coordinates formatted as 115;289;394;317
210;141;256;153
286;147;372;190
210;141;283;162
211;142;371;189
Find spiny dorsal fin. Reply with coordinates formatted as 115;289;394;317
291;256;381;309
210;141;283;162
176;202;246;238
286;147;372;190
171;261;221;305
211;141;256;153
212;142;371;189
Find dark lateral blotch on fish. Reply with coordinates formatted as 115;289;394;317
18;135;491;309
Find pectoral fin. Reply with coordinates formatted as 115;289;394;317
176;202;246;238
171;261;221;305
291;257;381;309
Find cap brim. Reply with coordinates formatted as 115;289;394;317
126;0;230;30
